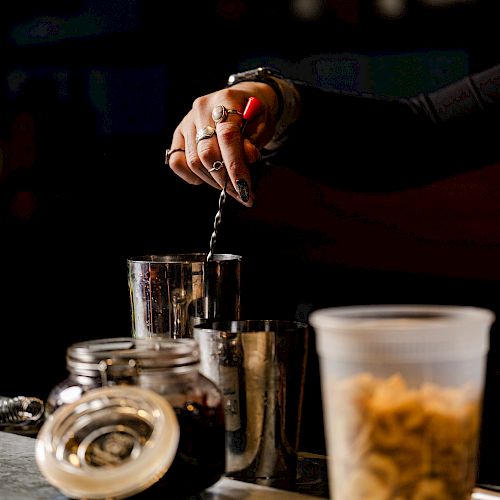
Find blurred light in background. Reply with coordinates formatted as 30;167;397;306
290;0;326;21
10;0;140;45
6;68;69;104
375;0;407;18
7;70;28;95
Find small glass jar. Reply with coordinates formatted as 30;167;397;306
45;337;226;497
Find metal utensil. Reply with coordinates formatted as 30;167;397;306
207;97;262;261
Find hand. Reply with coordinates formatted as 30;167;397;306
167;81;279;207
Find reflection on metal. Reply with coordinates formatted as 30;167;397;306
194;320;309;489
0;396;44;428
128;254;241;339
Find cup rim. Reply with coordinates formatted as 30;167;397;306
309;304;495;330
310;304;495;361
193;319;308;333
127;253;242;264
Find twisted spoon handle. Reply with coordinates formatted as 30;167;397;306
207;96;263;262
207;177;228;261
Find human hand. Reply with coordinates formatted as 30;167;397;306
166;81;280;207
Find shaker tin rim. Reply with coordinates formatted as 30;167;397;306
127;253;242;264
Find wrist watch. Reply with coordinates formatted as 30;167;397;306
227;66;301;152
227;67;285;121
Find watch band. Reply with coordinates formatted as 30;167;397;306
227;66;301;152
227;67;285;123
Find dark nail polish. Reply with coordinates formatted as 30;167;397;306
236;179;250;202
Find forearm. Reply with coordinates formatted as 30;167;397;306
275;63;500;191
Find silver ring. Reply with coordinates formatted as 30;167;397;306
212;105;243;125
165;147;185;166
196;126;216;144
208;160;224;173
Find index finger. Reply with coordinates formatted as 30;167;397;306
217;97;263;206
216;119;253;206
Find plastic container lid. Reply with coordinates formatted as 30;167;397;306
310;304;495;362
35;385;179;499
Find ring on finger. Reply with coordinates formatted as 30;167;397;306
208;160;224;173
196;126;216;144
165;147;185;166
212;105;243;125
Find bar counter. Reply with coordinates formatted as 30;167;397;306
1;430;499;499
0;430;319;500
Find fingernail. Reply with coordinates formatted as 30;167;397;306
236;179;250;202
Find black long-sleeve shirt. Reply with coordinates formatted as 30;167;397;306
278;63;500;191
253;63;500;489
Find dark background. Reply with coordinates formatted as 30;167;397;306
1;0;500;485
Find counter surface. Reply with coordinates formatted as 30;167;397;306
1;431;499;499
0;430;318;500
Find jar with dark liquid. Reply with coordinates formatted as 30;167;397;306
45;337;226;498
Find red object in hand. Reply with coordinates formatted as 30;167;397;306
242;97;262;121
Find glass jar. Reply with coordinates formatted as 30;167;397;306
37;385;181;499
45;337;226;497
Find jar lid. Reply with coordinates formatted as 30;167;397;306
67;337;200;376
66;337;136;376
130;338;200;369
35;385;180;499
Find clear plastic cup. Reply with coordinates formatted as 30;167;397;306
309;304;495;500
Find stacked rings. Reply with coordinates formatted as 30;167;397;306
212;105;243;125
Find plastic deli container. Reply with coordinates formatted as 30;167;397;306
309;304;495;500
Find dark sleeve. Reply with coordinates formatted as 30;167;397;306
274;63;500;191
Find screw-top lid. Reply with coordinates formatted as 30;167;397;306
35;385;179;499
66;337;200;377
